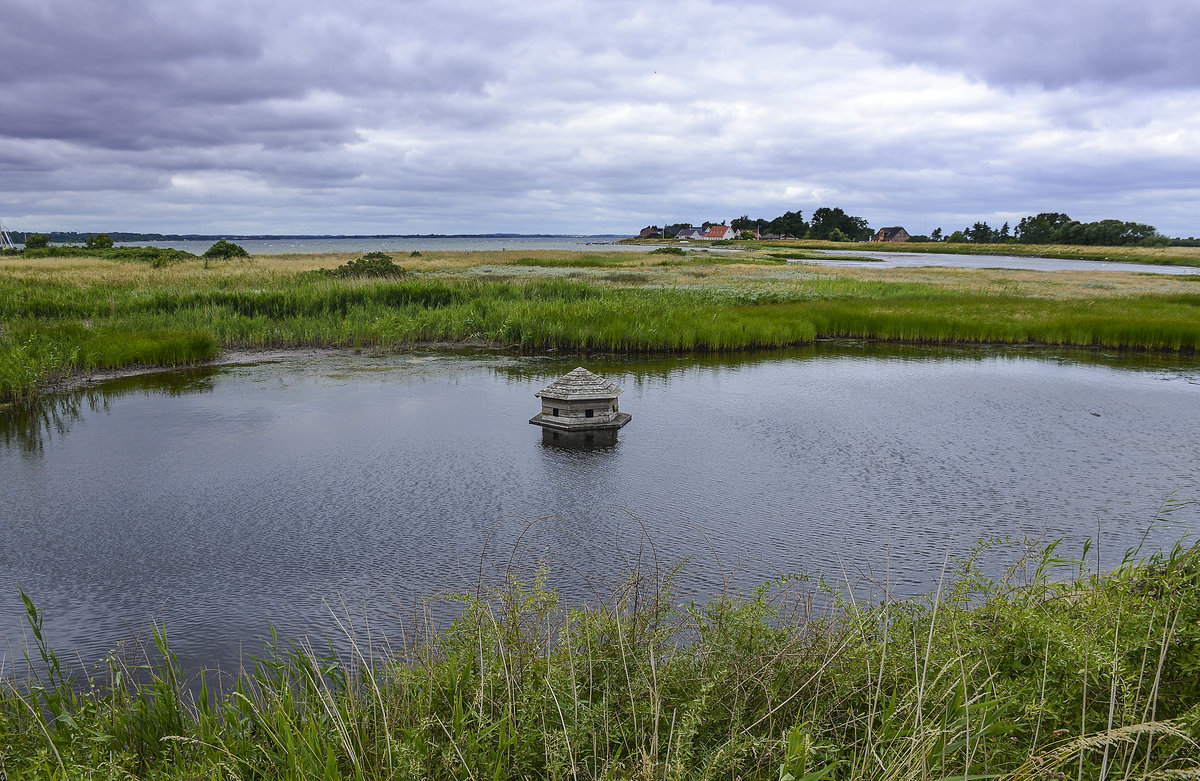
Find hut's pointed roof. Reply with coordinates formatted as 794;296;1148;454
536;367;623;400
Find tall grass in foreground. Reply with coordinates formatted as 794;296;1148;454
2;535;1198;780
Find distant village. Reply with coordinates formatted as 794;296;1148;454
632;208;1182;247
635;224;912;242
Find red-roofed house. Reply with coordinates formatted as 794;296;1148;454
699;225;736;240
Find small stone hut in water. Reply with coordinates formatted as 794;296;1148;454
529;367;631;431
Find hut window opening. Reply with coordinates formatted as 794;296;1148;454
552;408;559;416
585;409;594;418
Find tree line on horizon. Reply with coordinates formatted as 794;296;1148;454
643;209;1186;246
945;212;1170;247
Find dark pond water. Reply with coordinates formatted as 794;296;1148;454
3;346;1199;676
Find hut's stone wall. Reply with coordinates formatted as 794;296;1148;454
539;398;620;425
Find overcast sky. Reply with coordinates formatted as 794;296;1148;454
3;0;1198;236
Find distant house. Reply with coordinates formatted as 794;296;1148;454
871;226;910;242
699;225;736;240
675;227;706;240
637;226;663;239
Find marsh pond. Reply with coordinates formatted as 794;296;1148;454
3;345;1199;674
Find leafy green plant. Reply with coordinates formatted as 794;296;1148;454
23;233;49;249
84;233;114;250
325;251;407;278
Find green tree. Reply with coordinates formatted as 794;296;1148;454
1015;212;1072;243
23;233;49;249
931;227;943;241
963;221;994;243
808;207;869;241
767;210;809;238
203;240;250;258
85;233;114;250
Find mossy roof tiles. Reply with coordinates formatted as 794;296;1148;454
535;367;623;401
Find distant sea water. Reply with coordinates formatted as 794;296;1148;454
114;235;638;255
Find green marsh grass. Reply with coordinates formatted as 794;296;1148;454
2;535;1198;779
0;321;217;403
2;252;1199;401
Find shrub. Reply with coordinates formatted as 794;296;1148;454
203;240;250;259
85;233;114;250
649;246;686;255
410;250;423;257
327;251;407;278
18;245;195;264
23;233;49;249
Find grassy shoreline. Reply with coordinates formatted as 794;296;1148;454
2;537;1198;779
2;249;1199;402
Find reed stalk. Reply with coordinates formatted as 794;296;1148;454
2;535;1198;779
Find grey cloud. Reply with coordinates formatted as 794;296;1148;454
757;0;1200;89
2;0;500;154
2;0;1198;236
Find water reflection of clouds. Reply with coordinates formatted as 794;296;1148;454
488;343;1200;391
